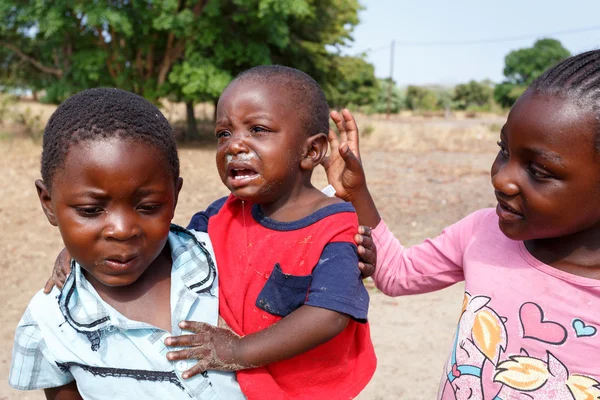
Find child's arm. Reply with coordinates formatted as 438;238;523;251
44;382;82;400
165;305;349;377
324;109;471;296
167;225;368;378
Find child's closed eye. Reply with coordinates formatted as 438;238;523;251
74;206;103;217
137;203;163;213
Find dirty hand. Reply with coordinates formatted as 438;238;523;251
356;226;377;278
43;247;72;294
322;109;367;202
165;321;248;378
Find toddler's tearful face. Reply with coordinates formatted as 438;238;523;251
214;79;307;205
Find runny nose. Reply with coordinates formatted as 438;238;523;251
226;152;255;163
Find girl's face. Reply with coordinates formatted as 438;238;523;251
491;91;600;241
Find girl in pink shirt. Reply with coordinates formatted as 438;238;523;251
324;50;600;399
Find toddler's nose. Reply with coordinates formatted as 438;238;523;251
227;135;250;155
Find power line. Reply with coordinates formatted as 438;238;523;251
361;25;600;54
386;40;395;118
363;44;390;54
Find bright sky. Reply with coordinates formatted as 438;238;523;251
346;0;600;86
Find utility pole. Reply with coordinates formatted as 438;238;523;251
386;40;395;119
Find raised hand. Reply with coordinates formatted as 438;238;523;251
322;109;366;203
323;109;382;228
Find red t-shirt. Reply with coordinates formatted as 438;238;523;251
190;195;376;399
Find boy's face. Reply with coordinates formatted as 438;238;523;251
490;92;600;241
37;138;182;287
214;79;308;204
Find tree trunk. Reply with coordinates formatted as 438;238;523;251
185;100;199;140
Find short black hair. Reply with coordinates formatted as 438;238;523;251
41;88;179;190
528;49;600;150
232;65;330;137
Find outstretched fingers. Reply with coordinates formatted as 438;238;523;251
340;109;360;160
330;110;348;143
322;127;340;169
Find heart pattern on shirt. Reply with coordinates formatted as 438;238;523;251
519;302;568;345
572;319;597;338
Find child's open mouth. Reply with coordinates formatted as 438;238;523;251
226;163;260;187
231;168;259;180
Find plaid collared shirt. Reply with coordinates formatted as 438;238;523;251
9;225;245;400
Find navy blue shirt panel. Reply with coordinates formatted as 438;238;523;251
187;196;228;233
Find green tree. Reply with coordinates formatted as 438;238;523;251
325;56;379;110
0;0;362;137
170;0;362;135
167;55;232;138
494;38;570;108
363;78;404;114
406;85;439;111
0;0;208;102
453;80;493;110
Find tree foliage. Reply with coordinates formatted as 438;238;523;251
0;0;362;136
5;2;573;122
452;80;493;110
494;38;570;108
325;56;379;110
1;0;210;102
363;78;405;114
405;85;439;111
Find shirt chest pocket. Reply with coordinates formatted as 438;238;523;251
255;263;312;317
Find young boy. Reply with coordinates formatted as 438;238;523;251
9;88;245;399
165;66;377;399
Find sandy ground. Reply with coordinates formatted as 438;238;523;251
0;110;503;399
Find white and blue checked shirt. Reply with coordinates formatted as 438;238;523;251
9;225;245;399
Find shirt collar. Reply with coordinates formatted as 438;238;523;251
57;224;216;335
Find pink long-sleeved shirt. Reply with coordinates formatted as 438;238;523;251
373;208;600;400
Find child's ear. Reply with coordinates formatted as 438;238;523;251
300;133;328;171
35;179;58;226
173;177;184;211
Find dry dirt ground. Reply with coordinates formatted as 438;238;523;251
0;108;504;399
